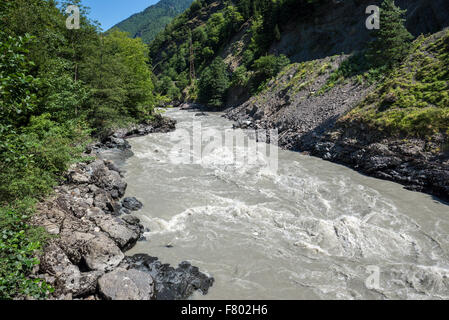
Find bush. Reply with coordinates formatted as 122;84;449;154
231;65;250;87
251;54;290;91
0;200;53;299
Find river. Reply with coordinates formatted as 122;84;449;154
104;108;449;300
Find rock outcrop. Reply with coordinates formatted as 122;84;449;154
122;254;215;300
33;160;145;299
88;114;177;152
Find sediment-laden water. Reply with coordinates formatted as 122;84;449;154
109;108;449;300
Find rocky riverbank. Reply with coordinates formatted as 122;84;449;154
31;115;214;300
227;109;449;203
227;101;449;202
224;39;449;203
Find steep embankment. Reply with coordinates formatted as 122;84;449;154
112;0;194;43
226;28;449;200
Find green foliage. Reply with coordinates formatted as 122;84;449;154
149;0;316;103
198;57;230;108
317;53;388;94
0;35;39;127
231;65;250;87
0;200;53;300
85;30;156;133
366;0;414;67
251;54;290;92
345;31;449;138
0;0;159;299
113;0;194;43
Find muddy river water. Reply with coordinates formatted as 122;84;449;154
106;108;449;300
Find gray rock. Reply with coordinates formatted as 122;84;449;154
104;160;122;176
89;160;127;199
122;197;143;211
77;271;104;297
69;172;91;184
40;244;103;297
84;233;125;272
121;215;141;226
98;268;154;300
120;207;131;215
93;189;120;215
105;137;131;150
124;254;215;300
40;244;82;295
87;210;141;249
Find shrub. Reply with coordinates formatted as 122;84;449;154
0;200;53;299
251;54;290;91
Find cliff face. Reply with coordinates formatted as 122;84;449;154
269;0;449;63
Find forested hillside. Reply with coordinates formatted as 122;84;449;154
149;0;448;109
149;0;314;104
0;0;158;299
112;0;194;43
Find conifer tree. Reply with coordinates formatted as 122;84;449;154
366;0;413;67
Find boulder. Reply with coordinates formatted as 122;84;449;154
98;268;155;300
104;160;123;176
39;243;103;297
69;172;91;184
105;137;131;150
124;254;214;300
93;189;121;215
88;160;127;199
87;210;141;249
122;197;143;211
83;233;125;272
121;215;141;226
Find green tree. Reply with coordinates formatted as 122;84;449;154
252;54;290;90
83;30;156;132
198;57;230;108
366;0;413;67
0;34;39;128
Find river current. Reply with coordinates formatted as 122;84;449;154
104;108;449;300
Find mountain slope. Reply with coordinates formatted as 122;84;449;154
150;0;449;200
112;0;194;43
226;29;449;199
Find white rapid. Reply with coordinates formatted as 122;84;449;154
111;108;449;300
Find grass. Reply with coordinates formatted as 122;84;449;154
342;30;449;138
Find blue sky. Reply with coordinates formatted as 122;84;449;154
81;0;159;30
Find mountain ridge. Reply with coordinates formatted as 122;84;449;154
111;0;194;43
